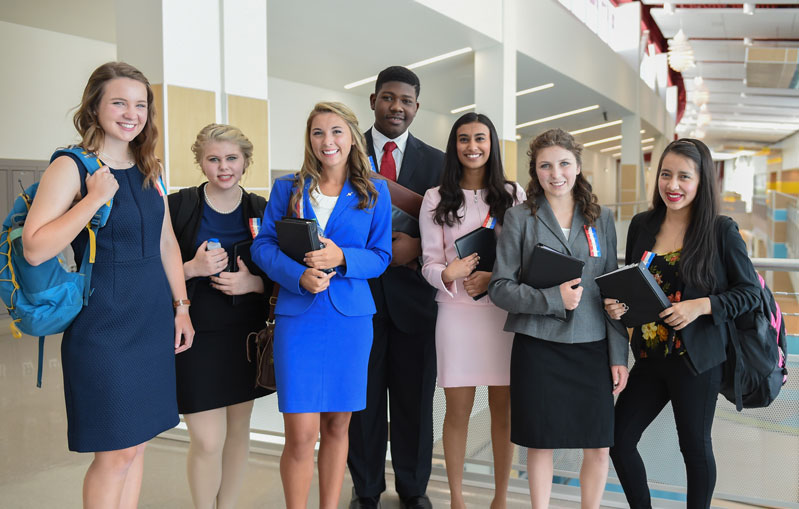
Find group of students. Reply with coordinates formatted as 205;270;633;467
23;60;762;509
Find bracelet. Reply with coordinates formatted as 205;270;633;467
173;299;191;309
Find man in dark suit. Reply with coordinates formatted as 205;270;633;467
347;66;444;509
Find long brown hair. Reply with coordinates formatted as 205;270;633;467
289;102;378;214
525;128;600;224
73;61;160;187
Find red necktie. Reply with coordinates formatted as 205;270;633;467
380;141;398;181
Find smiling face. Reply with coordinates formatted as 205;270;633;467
96;77;148;144
658;152;699;213
456;122;491;174
200;141;245;191
370;81;419;139
534;145;581;200
310;112;353;172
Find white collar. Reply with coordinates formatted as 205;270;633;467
371;126;409;155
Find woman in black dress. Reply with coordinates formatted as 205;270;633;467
168;123;273;509
605;138;760;508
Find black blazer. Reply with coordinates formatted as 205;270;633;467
365;128;445;333
625;208;760;374
167;183;273;302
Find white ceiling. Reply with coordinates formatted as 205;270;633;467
643;0;799;149
7;0;796;151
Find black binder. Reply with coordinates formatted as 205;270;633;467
454;227;497;300
524;243;584;289
392;206;420;237
595;262;671;327
229;239;266;305
523;244;584;321
275;218;329;270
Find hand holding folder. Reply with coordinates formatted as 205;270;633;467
454;227;497;300
371;170;424;237
523;244;585;321
275;218;333;273
595;262;671;327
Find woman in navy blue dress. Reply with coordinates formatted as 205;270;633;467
252;102;392;509
22;62;194;508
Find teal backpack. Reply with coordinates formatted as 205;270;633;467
0;147;112;386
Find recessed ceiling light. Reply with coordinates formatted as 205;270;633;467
612;152;621;158
642;145;654;151
599;145;622;153
516;105;599;129
516;83;555;96
743;2;755;15
584;135;622;147
450;104;476;114
570;120;623;135
344;47;472;89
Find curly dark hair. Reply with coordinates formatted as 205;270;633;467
433;113;515;227
525;128;600;225
652;138;719;291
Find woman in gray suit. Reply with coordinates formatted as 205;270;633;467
488;128;629;509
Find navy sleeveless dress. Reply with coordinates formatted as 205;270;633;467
61;155;178;452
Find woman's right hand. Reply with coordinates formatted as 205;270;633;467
300;268;336;294
185;240;229;279
84;166;119;205
441;253;480;283
559;278;583;310
603;297;628;320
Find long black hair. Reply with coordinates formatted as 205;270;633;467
433;113;515;226
652;138;719;292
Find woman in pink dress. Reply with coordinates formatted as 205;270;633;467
419;113;525;509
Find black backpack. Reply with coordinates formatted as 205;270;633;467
720;272;788;411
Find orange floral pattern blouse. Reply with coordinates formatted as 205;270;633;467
632;249;686;359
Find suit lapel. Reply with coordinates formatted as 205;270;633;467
397;133;421;188
300;178;317;221
535;195;571;252
364;129;378;172
567;206;586;250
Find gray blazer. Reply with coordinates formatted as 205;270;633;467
488;195;629;366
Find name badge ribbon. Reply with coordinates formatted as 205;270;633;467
583;225;601;257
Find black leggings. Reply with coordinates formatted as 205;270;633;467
609;355;722;509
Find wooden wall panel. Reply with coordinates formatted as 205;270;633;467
501;140;517;182
227;95;269;190
151;84;165;165
620;163;638;219
167;85;216;188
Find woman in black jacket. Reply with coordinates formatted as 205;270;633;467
604;138;759;508
168;123;273;509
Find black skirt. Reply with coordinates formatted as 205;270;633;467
175;281;273;414
510;333;614;449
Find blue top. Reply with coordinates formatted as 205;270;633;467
195;203;247;260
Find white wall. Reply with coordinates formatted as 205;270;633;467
0;21;116;161
268;77;450;172
775;131;799;170
414;0;502;41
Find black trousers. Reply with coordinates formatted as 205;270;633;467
610;355;722;509
347;310;437;499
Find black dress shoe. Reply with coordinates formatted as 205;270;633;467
399;494;432;509
348;487;381;509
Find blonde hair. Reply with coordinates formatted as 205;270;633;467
290;102;377;214
73;62;160;187
191;123;254;171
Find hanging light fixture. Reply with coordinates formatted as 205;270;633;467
667;29;696;72
692;76;710;107
697;104;712;127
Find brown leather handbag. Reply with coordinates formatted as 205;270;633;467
247;284;279;390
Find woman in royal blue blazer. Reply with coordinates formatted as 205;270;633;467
251;101;392;509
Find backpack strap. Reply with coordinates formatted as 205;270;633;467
50;147;112;228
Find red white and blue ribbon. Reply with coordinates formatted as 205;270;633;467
155;176;168;197
481;212;497;230
583;225;601;257
641;250;656;268
249;218;261;238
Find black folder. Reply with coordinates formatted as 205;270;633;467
595;262;671;327
523;243;584;289
229;239;267;305
392;206;420;237
275;218;331;273
454;227;497;300
523;244;584;321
